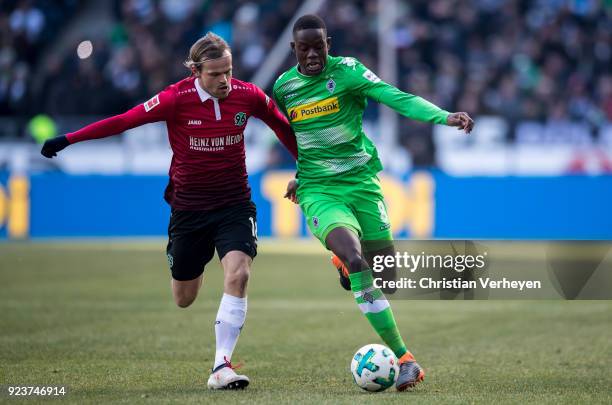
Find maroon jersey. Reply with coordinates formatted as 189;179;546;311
66;77;298;210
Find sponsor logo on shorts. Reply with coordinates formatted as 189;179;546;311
287;97;340;122
312;216;319;228
167;253;174;269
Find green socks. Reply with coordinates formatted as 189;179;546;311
349;270;407;358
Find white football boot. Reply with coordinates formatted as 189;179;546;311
207;358;249;390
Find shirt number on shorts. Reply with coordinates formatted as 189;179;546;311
249;216;258;238
377;200;389;223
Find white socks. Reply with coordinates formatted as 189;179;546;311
213;293;247;370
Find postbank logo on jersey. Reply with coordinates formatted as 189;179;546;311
287;97;340;122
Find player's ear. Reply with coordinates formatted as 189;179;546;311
290;41;296;53
326;37;332;50
190;65;198;77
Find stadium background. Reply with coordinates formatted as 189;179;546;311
1;0;611;240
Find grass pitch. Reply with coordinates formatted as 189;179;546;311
1;240;611;404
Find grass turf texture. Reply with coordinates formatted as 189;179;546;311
1;240;611;404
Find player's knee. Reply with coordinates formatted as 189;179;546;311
232;265;250;286
227;264;250;287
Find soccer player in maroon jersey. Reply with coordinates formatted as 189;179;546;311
41;32;298;390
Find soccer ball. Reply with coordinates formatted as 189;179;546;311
350;344;399;392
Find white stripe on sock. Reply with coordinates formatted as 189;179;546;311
357;298;390;314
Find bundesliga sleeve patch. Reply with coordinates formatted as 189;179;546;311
144;94;160;112
363;69;381;83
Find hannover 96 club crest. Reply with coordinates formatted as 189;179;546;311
234;112;246;126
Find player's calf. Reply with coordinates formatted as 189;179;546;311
221;251;252;297
345;252;369;274
171;276;203;308
224;267;249;296
325;227;369;274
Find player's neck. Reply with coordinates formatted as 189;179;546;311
196;77;231;100
197;78;213;97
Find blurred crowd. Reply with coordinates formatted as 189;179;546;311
0;0;299;119
368;0;611;159
0;0;79;116
1;0;610;151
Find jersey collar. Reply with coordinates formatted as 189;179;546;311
194;77;232;102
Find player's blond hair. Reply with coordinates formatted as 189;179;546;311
184;32;231;74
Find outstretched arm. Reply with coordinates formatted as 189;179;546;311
348;58;474;133
377;87;474;133
41;89;176;158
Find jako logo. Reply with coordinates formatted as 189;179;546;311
188;120;202;125
288;97;340;122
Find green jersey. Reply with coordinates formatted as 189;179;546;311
273;55;449;184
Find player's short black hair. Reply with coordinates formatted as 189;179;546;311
292;14;327;35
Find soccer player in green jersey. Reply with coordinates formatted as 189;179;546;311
273;15;474;390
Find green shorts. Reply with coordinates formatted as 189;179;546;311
297;175;393;247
